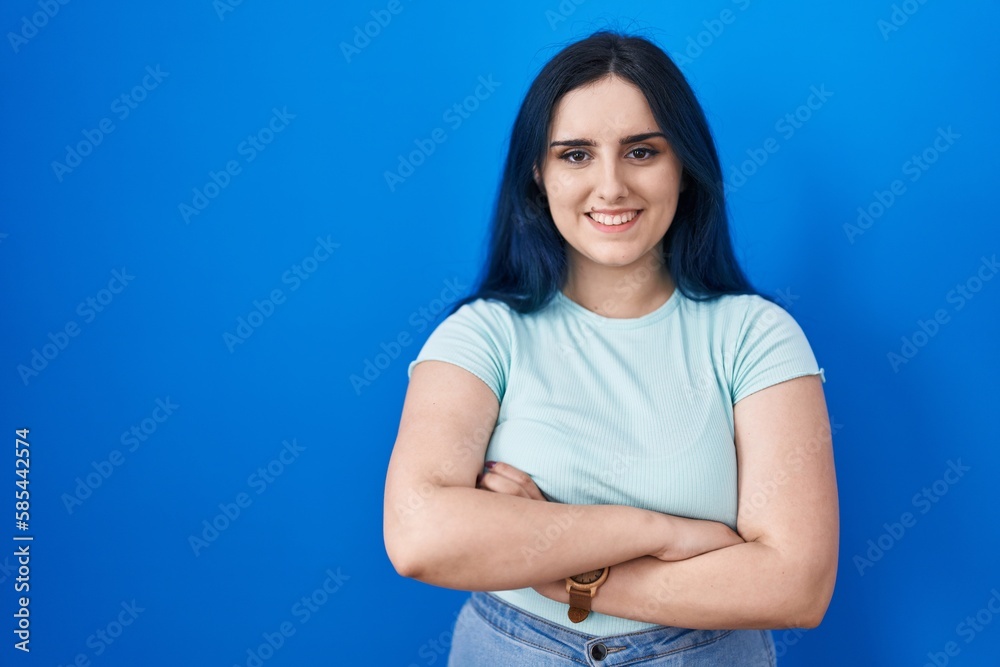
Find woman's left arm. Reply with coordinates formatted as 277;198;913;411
528;374;839;630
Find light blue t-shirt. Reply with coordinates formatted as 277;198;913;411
406;287;825;635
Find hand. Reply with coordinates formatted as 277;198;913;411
650;515;746;562
476;460;548;501
531;577;568;603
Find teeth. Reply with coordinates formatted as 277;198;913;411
589;210;639;226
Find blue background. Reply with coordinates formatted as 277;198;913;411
2;1;999;665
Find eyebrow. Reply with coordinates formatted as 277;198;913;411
549;132;667;148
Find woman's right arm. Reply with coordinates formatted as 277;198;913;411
383;361;740;591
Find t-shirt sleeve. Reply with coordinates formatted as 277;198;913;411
406;298;512;402
730;296;826;405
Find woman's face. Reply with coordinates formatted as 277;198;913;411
536;74;685;277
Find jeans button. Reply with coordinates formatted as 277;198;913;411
591;642;608;661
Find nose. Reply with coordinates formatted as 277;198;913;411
595;157;628;202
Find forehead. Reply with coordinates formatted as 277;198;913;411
549;75;659;138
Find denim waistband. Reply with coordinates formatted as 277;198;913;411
469;591;746;665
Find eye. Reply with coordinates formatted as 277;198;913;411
628;147;659;160
559;150;589;163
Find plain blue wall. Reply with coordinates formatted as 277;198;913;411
2;1;998;665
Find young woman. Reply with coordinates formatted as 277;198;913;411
383;29;838;666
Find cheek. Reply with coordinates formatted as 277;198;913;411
550;207;582;233
543;169;589;204
632;168;677;190
547;197;587;236
633;168;680;200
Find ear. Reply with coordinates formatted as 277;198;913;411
533;164;544;192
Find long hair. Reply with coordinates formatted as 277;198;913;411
449;29;769;316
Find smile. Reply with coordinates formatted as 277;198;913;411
587;210;641;226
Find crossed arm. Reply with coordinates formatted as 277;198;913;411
383;361;838;630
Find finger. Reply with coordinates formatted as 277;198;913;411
484;461;546;501
486;461;546;500
479;471;533;498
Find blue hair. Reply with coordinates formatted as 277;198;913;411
449;29;770;316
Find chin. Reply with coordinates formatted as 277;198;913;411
583;252;645;268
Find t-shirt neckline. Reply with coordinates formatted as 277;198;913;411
553;287;681;329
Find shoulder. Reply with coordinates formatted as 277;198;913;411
456;296;515;317
675;291;783;333
414;298;517;352
408;297;517;401
681;291;771;313
441;297;517;334
713;294;814;359
719;295;824;403
680;292;798;331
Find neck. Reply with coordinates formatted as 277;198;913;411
561;250;674;319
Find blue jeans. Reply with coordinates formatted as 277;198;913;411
447;592;777;666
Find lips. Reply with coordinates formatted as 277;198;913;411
586;209;641;226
